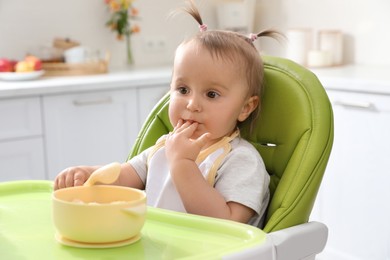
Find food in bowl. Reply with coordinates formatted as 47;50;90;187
52;185;146;244
71;199;130;205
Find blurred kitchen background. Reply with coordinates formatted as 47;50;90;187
1;1;390;260
1;0;389;67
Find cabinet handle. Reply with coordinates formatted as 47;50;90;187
333;100;376;111
73;97;113;106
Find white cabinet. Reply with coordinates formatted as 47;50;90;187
0;138;46;181
0;69;171;182
311;90;390;260
43;89;138;180
0;97;46;181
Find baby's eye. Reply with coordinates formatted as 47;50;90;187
206;91;220;99
177;87;189;95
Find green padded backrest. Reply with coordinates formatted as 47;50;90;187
128;56;334;233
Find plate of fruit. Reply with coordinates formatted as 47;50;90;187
0;55;44;81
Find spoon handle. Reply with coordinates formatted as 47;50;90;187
83;162;121;187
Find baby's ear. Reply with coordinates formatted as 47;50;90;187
238;96;259;122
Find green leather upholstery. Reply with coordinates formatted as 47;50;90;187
128;56;334;233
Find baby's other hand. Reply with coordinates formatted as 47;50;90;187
54;165;98;190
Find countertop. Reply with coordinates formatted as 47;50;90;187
0;67;172;99
311;64;390;95
1;64;390;99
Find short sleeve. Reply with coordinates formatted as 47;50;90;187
127;147;152;185
214;139;270;217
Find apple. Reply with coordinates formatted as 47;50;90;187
15;61;34;72
24;55;42;71
9;60;17;72
0;56;42;73
0;58;13;72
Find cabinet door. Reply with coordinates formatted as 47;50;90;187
138;85;169;127
43;89;138;180
0;97;45;181
0;138;46;181
0;97;42;141
311;90;390;260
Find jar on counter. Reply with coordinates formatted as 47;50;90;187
286;28;313;66
318;30;343;66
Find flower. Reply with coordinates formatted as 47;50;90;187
105;0;140;40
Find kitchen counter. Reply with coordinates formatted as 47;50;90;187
0;67;172;181
311;64;390;94
0;65;390;98
0;67;172;99
1;64;390;98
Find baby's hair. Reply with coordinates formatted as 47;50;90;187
177;0;282;130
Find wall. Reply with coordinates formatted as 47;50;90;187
0;0;217;69
1;0;389;69
254;0;390;66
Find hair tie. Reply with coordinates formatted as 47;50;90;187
199;24;208;32
249;33;258;42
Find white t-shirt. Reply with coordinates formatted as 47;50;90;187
129;136;270;227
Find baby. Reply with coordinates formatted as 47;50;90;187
55;0;279;227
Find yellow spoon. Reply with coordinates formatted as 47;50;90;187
83;162;121;187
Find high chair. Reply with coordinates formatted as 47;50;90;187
128;56;334;260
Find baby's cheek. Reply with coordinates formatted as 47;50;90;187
168;110;178;127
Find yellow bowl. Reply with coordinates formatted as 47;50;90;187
52;185;146;244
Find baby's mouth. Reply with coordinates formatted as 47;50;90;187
183;119;197;124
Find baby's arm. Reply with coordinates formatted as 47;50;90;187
165;121;255;223
111;163;144;189
170;157;254;223
54;162;144;190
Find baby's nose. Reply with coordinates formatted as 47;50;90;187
186;97;201;112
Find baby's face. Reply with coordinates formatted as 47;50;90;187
169;41;258;144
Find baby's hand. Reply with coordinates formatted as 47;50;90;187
54;165;98;190
165;120;210;163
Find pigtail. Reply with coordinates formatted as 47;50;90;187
182;0;203;26
249;30;285;43
166;0;204;29
168;0;208;32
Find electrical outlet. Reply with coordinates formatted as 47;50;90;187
143;37;167;53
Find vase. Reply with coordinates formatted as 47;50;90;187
125;33;133;65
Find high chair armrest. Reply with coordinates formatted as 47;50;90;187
268;221;328;260
223;222;328;260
